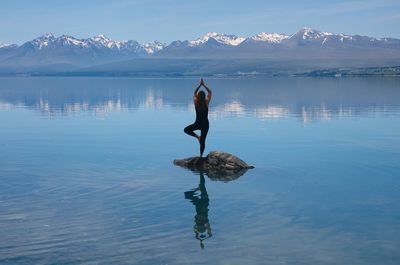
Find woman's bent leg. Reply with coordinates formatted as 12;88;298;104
184;123;199;138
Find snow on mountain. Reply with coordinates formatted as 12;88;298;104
1;28;399;69
89;34;122;49
189;32;246;47
9;28;400;54
20;33;147;54
336;33;353;43
0;42;12;48
285;27;363;47
249;32;289;43
123;40;146;52
290;27;330;39
144;41;166;54
29;33;56;49
24;33;90;49
56;35;89;48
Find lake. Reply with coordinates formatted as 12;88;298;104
0;77;399;265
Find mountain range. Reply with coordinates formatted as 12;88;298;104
1;27;400;75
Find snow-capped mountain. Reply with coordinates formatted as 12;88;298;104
248;32;289;43
28;33;58;49
144;41;166;54
188;32;246;47
285;27;400;48
0;34;167;69
161;27;400;58
290;27;331;40
22;33;149;53
0;42;15;48
0;27;399;72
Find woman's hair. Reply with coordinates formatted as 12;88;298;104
196;91;207;110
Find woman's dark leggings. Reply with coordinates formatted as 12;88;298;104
184;122;209;156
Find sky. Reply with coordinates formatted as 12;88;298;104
1;0;400;44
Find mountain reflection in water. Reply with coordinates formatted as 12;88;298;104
1;77;399;122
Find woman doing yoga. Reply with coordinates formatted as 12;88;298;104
184;78;212;157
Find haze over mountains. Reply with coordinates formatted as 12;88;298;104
1;27;399;75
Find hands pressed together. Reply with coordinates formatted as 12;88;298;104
194;78;212;96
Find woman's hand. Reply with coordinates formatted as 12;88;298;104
200;78;204;86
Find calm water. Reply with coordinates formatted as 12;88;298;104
0;77;399;265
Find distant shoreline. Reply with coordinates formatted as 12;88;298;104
1;65;399;78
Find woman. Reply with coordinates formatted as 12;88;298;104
184;78;212;157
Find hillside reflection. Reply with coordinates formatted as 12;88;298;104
0;77;399;122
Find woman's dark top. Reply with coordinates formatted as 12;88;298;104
195;104;209;127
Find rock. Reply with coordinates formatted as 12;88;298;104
173;151;254;182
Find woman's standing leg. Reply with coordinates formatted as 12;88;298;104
199;125;209;157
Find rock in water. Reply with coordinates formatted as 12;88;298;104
173;151;254;182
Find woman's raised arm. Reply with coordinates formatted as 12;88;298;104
193;80;202;101
202;82;212;104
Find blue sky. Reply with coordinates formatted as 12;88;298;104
1;0;400;44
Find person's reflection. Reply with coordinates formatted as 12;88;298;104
184;171;212;249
